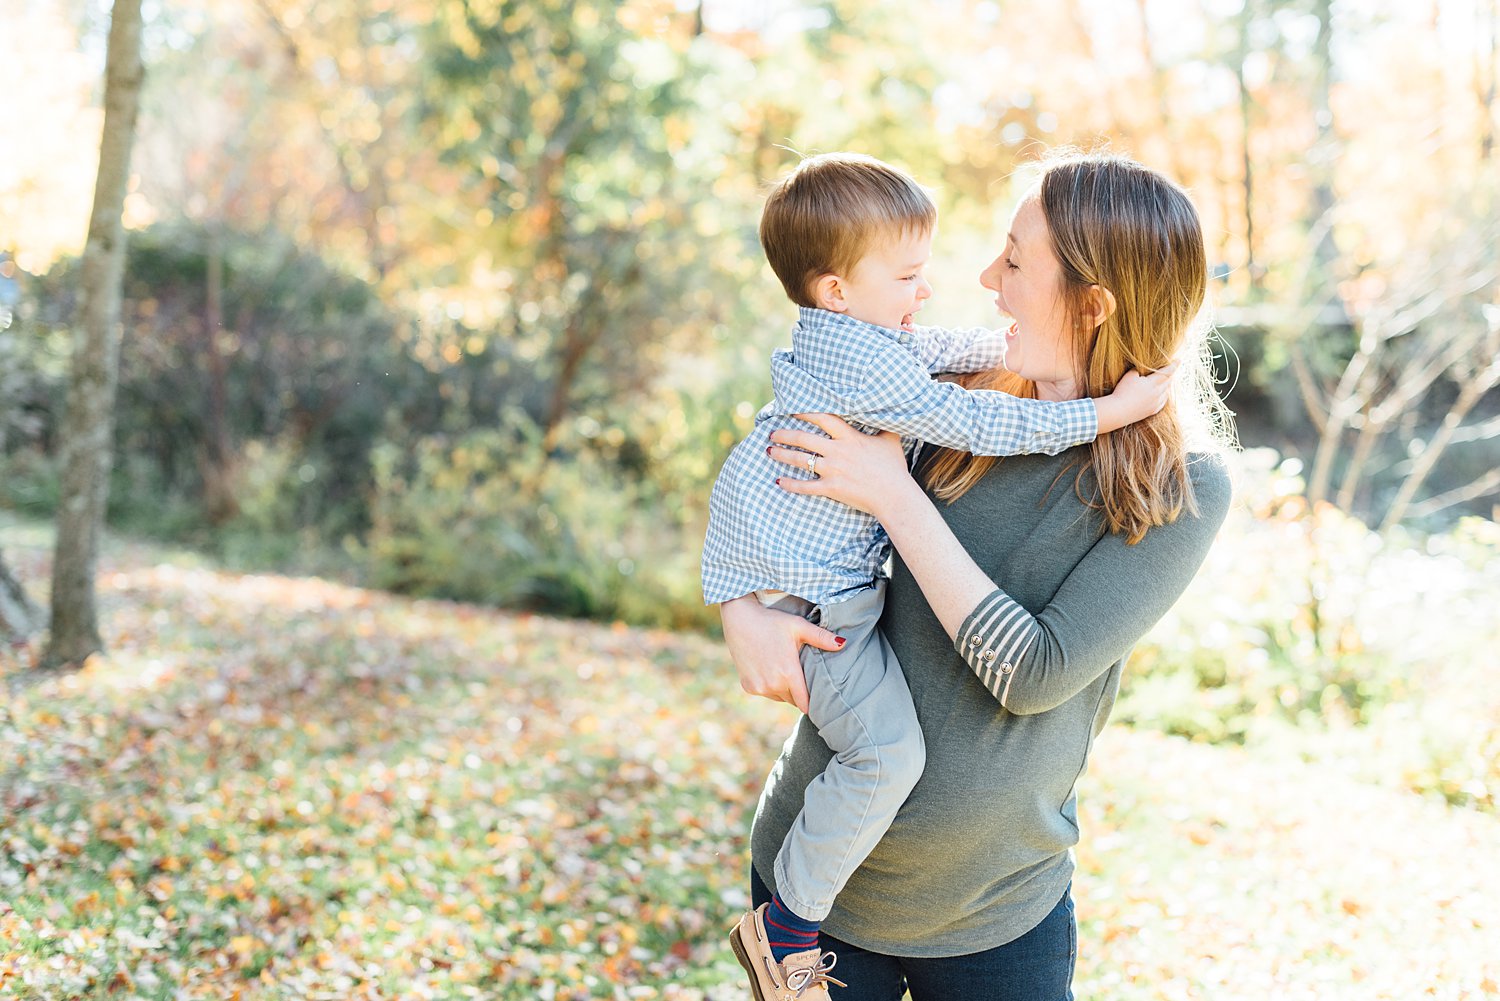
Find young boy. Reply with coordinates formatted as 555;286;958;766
703;152;1168;999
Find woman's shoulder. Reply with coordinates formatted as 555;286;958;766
1185;450;1234;528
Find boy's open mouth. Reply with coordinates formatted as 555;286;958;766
900;313;915;332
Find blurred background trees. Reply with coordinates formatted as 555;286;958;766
2;0;1498;629
3;14;1498;998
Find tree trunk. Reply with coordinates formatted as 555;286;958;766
201;223;239;523
1235;2;1259;292
1308;0;1344;299
539;250;640;452
540;310;594;453
0;551;37;643
1131;0;1188;185
1479;0;1497;161
45;0;145;669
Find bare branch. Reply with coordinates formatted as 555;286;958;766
1367;321;1488;425
1381;364;1500;529
250;0;302;67
1308;334;1381;505
1446;412;1500;445
1288;344;1329;432
1335;400;1381;510
0;550;37;643
1405;466;1500;520
1365;267;1495;345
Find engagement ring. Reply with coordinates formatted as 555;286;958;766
807;455;818;476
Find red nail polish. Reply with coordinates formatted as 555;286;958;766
835;636;846;647
775;478;782;486
766;446;773;455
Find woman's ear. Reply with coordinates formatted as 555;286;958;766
1084;284;1118;329
812;273;849;313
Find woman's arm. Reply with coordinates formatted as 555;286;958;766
768;419;995;639
719;594;846;715
861;473;1000;639
937;487;1229;714
771;414;1231;715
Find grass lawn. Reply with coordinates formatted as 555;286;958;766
2;523;1497;999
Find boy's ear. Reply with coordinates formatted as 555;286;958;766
811;273;849;313
1084;284;1118;329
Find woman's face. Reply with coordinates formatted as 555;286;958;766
979;197;1080;392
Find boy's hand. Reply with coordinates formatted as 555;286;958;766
1093;362;1178;434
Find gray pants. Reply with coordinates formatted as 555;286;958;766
762;580;925;921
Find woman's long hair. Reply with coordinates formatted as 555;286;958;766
924;152;1234;543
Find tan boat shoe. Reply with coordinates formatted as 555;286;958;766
728;903;846;1000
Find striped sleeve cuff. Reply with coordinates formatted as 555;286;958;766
955;588;1040;708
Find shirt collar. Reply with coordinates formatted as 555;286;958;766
793;306;906;346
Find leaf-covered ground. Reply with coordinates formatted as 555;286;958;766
1;531;1496;1000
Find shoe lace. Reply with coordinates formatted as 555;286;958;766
786;951;846;995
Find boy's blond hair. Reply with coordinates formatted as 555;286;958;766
759;152;937;307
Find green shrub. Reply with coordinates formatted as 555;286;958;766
0;449;58;516
360;415;715;631
15;223;437;544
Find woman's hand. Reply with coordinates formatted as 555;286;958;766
767;414;912;517
720;594;844;715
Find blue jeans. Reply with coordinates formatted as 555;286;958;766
751;866;1076;1001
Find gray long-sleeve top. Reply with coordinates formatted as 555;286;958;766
750;446;1232;956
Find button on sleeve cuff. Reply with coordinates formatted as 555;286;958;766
954;588;1039;708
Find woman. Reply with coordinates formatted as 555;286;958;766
720;152;1234;999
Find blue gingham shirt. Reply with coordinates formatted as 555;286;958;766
701;307;1098;605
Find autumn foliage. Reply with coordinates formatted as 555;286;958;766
1;524;1497;998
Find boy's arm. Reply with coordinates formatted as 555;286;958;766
853;364;1175;456
1093;366;1177;433
910;324;1007;375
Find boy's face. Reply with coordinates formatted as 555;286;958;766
825;226;934;332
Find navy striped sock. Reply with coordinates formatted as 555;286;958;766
764;894;820;962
